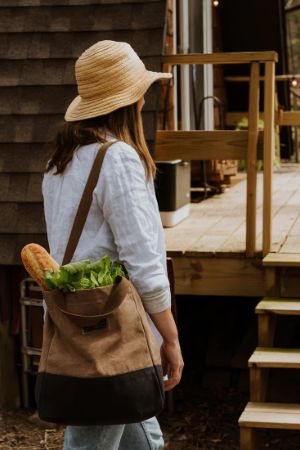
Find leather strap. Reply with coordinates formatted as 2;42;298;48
62;141;116;265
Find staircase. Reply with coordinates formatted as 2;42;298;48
239;253;300;449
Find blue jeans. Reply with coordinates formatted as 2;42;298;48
63;417;164;450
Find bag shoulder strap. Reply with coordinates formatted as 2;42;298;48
62;140;116;265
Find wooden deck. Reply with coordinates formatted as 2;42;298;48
165;164;300;297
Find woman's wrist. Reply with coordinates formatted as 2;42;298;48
149;308;179;344
162;333;179;345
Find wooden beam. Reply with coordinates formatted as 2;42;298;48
263;253;300;267
240;427;258;450
226;112;264;127
279;111;300;126
163;51;278;65
246;62;260;257
257;315;276;347
239;402;300;430
263;61;275;256
171;256;265;297
225;74;300;82
249;348;300;369
250;366;268;402
226;111;300;127
155;130;264;161
283;270;300;298
256;298;300;315
265;267;279;297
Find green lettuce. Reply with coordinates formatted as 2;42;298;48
44;255;128;293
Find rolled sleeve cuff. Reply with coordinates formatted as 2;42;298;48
141;287;171;314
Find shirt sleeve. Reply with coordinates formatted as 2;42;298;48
95;142;171;314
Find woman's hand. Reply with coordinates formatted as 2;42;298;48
161;338;184;391
149;308;184;391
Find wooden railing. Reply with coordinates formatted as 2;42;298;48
225;74;300;128
155;52;278;257
226;110;300;127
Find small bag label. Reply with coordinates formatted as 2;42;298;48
82;318;108;334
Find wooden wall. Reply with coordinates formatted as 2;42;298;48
0;0;168;265
0;0;169;409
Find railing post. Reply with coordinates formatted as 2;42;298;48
263;61;275;256
246;62;260;257
160;52;277;256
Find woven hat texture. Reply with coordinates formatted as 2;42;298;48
65;40;172;121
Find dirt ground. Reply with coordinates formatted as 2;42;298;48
3;296;300;449
2;382;300;450
0;387;239;450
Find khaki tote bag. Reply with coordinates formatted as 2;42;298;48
35;141;165;425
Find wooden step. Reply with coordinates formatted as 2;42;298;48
263;253;300;267
239;402;300;430
256;298;300;315
249;348;300;369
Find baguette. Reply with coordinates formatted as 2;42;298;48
21;243;59;290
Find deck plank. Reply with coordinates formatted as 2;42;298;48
217;169;297;253
263;253;300;266
239;402;300;430
165;164;300;256
248;348;300;368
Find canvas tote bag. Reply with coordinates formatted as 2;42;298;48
35;141;165;425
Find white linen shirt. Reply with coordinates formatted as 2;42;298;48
42;140;171;314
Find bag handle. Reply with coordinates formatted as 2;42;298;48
62;141;116;265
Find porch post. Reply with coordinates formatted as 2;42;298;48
246;62;260;257
263;61;275;256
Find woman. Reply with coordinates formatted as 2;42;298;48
42;40;184;450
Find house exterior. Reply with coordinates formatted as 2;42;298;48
0;0;169;266
0;0;169;408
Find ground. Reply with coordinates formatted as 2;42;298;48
2;381;300;450
0;385;241;450
3;296;300;449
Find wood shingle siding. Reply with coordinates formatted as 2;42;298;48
1;31;165;58
0;235;49;265
0;56;161;85
0;4;166;32
0;112;156;141
0;145;48;173
1;204;45;234
0;86;159;114
0;174;43;201
0;0;168;265
0;0;161;5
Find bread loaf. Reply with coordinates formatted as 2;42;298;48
21;243;59;290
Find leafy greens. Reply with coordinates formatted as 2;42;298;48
44;255;128;292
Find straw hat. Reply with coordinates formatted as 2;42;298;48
65;40;172;122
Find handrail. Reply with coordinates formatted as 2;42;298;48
225;74;300;82
156;130;264;160
226;111;300;127
224;74;300;126
163;51;278;65
156;51;277;257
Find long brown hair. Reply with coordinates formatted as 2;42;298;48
45;101;156;180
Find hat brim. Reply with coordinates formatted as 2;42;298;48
65;70;172;122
